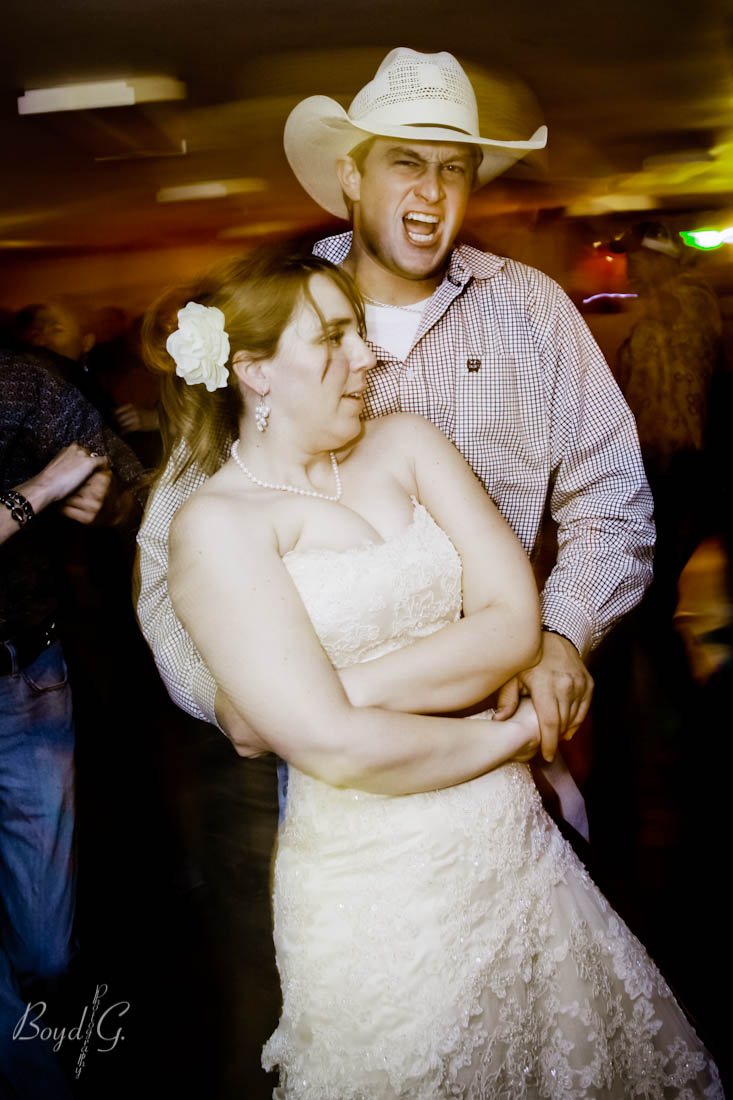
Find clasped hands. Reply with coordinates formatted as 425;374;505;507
47;445;112;525
42;443;125;527
216;629;594;766
494;630;594;763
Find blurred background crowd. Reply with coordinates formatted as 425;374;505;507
1;0;732;1096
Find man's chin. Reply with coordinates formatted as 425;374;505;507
393;245;451;281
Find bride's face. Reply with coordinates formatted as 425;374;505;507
265;273;375;449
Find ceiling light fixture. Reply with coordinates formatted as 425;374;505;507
18;76;185;115
156;179;267;203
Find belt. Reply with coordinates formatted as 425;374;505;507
0;621;57;676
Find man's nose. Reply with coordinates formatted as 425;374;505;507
415;165;444;204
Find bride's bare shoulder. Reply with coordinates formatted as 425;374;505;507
357;412;431;449
170;464;271;555
356;414;449;465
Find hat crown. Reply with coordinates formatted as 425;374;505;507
348;48;480;137
283;47;548;220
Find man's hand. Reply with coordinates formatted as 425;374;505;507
30;443;108;508
494;631;593;763
1;445;109;545
59;468;113;524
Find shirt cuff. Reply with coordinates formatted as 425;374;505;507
540;593;594;661
191;662;222;730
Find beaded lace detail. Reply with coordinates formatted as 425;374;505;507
263;501;723;1099
282;500;461;671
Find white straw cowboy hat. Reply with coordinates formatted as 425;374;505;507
284;47;548;219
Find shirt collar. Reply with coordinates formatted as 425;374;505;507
447;244;506;285
312;231;507;287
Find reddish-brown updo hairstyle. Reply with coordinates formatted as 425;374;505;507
143;244;365;485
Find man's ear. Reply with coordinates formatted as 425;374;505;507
231;350;269;398
82;332;96;356
336;156;361;204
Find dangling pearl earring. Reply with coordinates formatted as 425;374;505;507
255;395;270;433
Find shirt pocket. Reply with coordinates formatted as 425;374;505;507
454;355;549;499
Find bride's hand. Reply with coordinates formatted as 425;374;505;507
496;697;541;763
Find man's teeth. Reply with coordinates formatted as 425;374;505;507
404;213;439;241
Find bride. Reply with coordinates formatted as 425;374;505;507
147;246;723;1098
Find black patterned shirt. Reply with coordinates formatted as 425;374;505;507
1;350;141;636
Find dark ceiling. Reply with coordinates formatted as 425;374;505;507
1;0;732;256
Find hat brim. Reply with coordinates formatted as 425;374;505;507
284;95;548;220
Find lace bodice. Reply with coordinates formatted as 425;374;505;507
283;499;462;669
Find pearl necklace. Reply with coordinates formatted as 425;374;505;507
230;440;342;502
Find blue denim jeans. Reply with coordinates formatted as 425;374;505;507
0;640;76;1098
276;759;289;820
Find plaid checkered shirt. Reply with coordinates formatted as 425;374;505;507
136;232;654;725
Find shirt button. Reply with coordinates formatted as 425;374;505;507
404;368;416;382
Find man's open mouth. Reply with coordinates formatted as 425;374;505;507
403;212;440;244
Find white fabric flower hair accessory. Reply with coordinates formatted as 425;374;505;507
166;301;230;392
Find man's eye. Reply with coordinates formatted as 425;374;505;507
395;160;419;168
443;164;466;175
327;331;344;346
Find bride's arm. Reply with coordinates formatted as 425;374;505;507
339;414;541;714
169;491;538;796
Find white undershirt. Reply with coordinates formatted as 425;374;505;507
364;298;429;362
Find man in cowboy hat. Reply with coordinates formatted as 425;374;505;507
137;48;654;835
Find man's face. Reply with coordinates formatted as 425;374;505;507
345;138;475;282
36;303;92;361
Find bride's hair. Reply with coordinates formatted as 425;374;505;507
143;245;365;484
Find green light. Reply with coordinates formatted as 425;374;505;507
679;228;724;250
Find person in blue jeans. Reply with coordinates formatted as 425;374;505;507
0;349;140;1099
0;645;76;1100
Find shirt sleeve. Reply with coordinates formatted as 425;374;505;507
536;284;655;657
136;451;221;726
35;365;142;487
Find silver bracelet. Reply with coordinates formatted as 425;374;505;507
0;488;35;528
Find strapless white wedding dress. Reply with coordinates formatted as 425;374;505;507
262;501;723;1099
